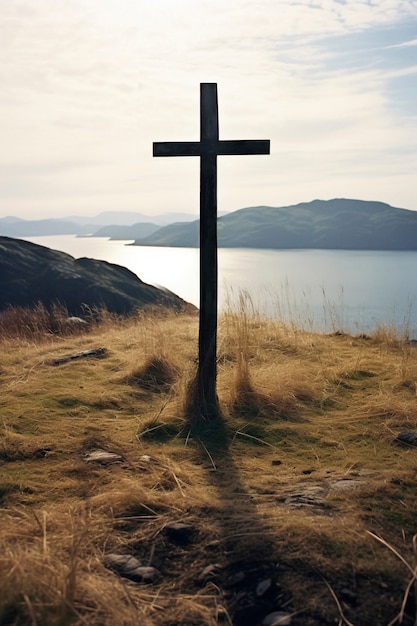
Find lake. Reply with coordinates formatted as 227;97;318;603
22;235;417;338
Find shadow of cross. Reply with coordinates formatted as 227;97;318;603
191;419;288;625
153;83;270;422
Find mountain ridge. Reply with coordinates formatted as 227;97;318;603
0;212;199;238
2;199;417;249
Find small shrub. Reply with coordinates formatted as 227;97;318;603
126;355;179;393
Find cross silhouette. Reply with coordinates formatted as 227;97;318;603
153;83;270;420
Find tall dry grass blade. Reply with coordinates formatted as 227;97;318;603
42;511;48;555
367;532;416;576
368;532;417;626
231;429;280;450
23;594;37;626
197;437;217;471
167;465;186;498
386;569;417;626
324;580;355;626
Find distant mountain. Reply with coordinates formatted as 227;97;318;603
89;222;161;240
64;211;198;227
133;199;417;250
0;218;93;237
0;216;25;223
0;211;199;237
136;220;200;247
0;237;194;316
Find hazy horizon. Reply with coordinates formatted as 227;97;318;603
1;1;417;220
2;197;417;223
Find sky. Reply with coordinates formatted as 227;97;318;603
1;0;417;220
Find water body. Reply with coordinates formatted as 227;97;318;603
23;235;417;337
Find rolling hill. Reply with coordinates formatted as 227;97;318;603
134;198;417;250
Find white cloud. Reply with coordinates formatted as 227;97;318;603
0;0;417;217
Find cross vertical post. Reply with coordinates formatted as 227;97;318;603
153;83;270;421
199;83;219;418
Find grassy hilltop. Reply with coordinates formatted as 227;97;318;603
1;303;417;626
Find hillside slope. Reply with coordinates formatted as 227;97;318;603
0;236;193;315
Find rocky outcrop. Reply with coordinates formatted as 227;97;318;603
0;236;194;315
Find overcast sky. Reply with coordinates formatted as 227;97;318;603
1;0;417;220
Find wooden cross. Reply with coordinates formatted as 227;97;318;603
153;83;270;420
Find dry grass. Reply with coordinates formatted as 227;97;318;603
2;303;417;625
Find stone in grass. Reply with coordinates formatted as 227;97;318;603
65;316;88;326
196;564;221;586
84;449;123;464
223;570;246;588
164;521;195;545
329;479;366;491
256;578;273;597
262;611;292;625
396;431;417;446
105;553;161;583
50;347;108;366
284;485;327;508
139;454;160;464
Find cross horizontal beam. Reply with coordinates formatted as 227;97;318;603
153;139;270;158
